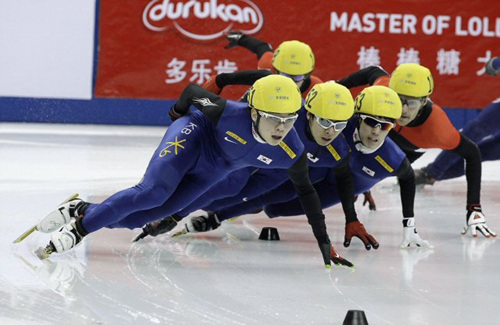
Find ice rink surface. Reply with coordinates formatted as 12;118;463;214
1;123;499;325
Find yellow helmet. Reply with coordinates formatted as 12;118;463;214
354;85;402;119
389;63;434;97
305;82;354;121
272;40;315;76
247;75;302;114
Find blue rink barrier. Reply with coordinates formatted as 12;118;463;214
0;96;481;129
0;97;175;126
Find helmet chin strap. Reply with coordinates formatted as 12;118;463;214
251;114;267;144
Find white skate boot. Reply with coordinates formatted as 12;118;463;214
35;220;87;260
13;193;88;243
172;212;221;237
37;196;89;233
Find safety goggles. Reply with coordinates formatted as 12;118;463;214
278;71;306;82
257;110;298;126
315;116;347;131
399;95;425;110
360;114;394;131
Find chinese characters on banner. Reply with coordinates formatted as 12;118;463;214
165;58;238;84
357;47;494;76
95;0;499;108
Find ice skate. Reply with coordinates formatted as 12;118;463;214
172;212;220;237
13;193;85;243
131;214;182;242
35;220;87;260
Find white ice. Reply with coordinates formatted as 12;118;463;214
1;123;499;325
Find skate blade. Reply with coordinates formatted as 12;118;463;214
226;216;240;223
12;193;79;244
59;193;79;206
131;231;147;243
171;229;188;238
13;225;37;244
34;246;53;260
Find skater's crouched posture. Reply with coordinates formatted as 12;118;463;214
34;75;350;268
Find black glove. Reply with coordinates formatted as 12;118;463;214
131;215;182;242
485;57;499;76
414;167;436;186
168;105;183;122
344;221;379;250
224;31;245;49
362;191;376;211
318;242;354;268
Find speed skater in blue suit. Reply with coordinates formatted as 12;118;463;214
33;75;352;267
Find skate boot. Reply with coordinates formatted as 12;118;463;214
37;195;90;233
13;193;88;244
35;219;88;260
131;214;183;242
172;212;221;237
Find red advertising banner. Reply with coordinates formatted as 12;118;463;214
96;0;500;108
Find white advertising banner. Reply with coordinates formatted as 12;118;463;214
0;0;95;99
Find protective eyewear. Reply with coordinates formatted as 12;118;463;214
360;114;394;131
315;116;347;131
257;110;298;126
278;72;306;82
399;95;424;110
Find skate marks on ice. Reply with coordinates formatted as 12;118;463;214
126;238;257;324
3;126;500;324
124;218;365;324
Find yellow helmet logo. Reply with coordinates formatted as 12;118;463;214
272;40;315;75
305;82;354;121
354;86;402;119
248;75;302;114
389;63;434;97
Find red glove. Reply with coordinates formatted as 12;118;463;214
202;75;222;95
362;190;376;211
344;221;379;250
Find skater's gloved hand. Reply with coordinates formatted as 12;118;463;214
400;218;433;248
131;215;182;242
362;190;376;211
462;204;497;238
414;167;436;186
485;57;499;76
318;242;354;268
344;221;379;250
168;104;183;122
224;31;245;49
202;76;222;95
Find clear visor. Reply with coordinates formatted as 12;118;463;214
315;116;347;131
258;110;298;126
399;95;425;110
